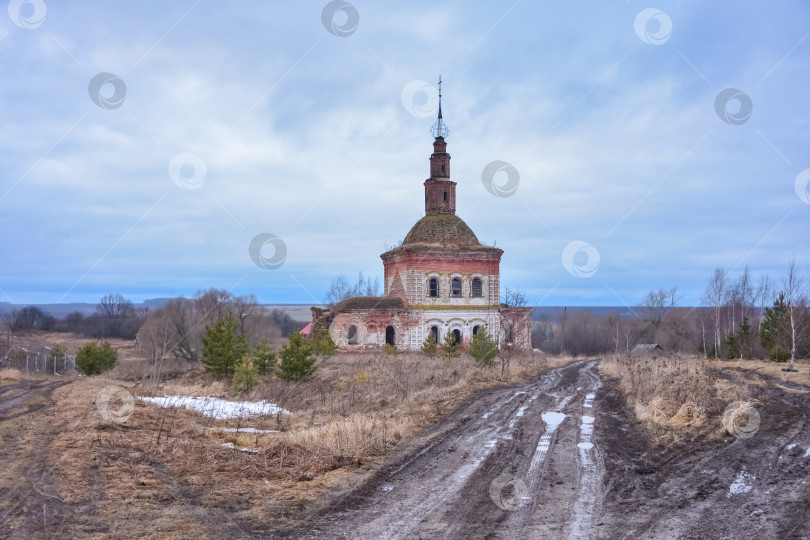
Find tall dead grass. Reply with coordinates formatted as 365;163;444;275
104;351;562;500
598;354;748;444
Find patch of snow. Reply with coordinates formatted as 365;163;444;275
581;416;595;424
382;484;394;492
577;442;594;450
542;411;566;429
197;425;278;433
580;424;594;436
485;439;498;448
221;442;258;454
527;412;567;481
729;471;755;496
481;412;492;419
140;395;289;419
805;448;810;458
786;443;797;450
583;393;596;408
516;405;529;417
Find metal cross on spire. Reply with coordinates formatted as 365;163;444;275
430;75;450;139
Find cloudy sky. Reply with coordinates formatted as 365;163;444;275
1;1;809;308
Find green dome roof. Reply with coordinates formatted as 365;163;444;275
402;214;480;247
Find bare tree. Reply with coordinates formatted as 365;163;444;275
703;268;726;357
232;294;258;334
784;256;806;369
324;272;381;308
501;287;528;308
639;287;680;327
1;311;13;348
96;293;134;319
756;273;772;334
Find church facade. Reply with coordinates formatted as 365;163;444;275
312;92;532;352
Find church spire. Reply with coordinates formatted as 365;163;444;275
430;76;450;139
424;76;455;216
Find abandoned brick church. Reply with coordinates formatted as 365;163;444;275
312;86;532;352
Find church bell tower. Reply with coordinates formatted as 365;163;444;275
424;76;456;216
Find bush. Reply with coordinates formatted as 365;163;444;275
232;355;259;394
383;343;397;355
767;347;791;363
75;341;117;375
49;344;66;361
276;332;317;382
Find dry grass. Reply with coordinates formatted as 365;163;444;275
597;354;748;444
0;368;23;380
25;350;567;535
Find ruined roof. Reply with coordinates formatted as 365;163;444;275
403;214;479;246
381;214;503;258
333;296;405;312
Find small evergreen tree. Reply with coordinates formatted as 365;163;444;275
75;341;117;375
724;332;739;360
49;344;66;362
276;332;317;382
252;337;276;375
421;333;437;357
232;355;259;394
201;313;249;379
760;294;791;362
441;330;460;360
469;327;498;366
312;329;337;361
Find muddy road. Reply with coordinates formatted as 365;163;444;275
0;379;71;537
279;361;810;540
282;361;606;539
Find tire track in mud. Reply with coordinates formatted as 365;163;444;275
286;361;606;539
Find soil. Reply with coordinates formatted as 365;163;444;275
1;360;808;539
274;361;810;539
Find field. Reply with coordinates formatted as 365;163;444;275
1;333;809;538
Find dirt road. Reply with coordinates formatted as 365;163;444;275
282;361;605;539
279;361;810;540
0;379;71;537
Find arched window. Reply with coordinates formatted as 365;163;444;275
347;325;357;345
451;277;462;297
429;277;439;298
385;326;395;346
472;325;480;336
430;325;439;342
443;191;447;202
451;329;461;345
472;278;483;298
